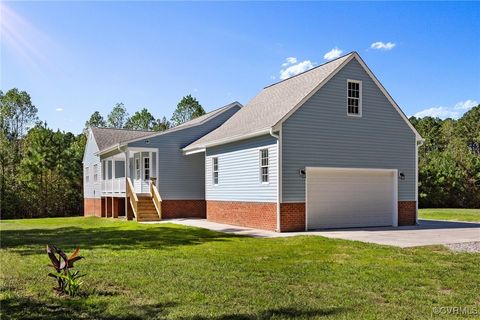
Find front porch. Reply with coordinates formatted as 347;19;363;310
99;147;162;221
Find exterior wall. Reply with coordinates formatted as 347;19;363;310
161;200;206;218
398;201;416;226
205;135;278;202
128;105;241;200
84;198;102;217
83;130;101;216
207;201;277;231
282;58;416;203
279;203;305;232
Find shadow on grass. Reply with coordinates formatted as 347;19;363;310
0;296;175;320
0;224;240;255
181;307;346;319
0;296;345;320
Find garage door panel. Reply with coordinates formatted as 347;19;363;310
307;168;395;229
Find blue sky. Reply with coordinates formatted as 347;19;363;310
1;1;479;134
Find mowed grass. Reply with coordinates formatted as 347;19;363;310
1;217;479;320
419;208;480;222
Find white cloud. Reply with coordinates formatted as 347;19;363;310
270;75;276;80
413;107;459;119
55;107;63;112
454;99;478;110
323;47;343;60
282;57;297;67
370;41;396;50
279;60;316;80
413;99;478;119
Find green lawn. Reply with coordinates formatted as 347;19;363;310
419;208;480;222
1;217;479;320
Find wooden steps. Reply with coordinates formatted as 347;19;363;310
136;196;160;222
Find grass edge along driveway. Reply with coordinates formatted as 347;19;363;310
419;208;480;222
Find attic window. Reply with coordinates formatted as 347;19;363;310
347;80;362;116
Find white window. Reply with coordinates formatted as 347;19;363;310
93;164;98;182
260;149;269;183
347;80;362;116
85;167;89;183
212;157;218;185
135;158;140;179
144;157;150;180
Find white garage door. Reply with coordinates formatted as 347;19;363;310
306;167;397;230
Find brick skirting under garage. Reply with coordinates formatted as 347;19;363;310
398;201;417;226
161;200;206;219
279;203;306;232
84;198;102;217
207;201;277;231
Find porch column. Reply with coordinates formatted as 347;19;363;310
125;150;131;220
112;159;115;195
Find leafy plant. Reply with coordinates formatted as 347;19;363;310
46;244;85;297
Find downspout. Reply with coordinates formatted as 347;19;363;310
269;128;281;232
415;139;424;224
118;144;127;219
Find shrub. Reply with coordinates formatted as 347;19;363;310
46;244;85;297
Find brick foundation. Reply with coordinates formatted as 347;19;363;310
279;203;306;232
84;198;102;217
161;200;206;219
398;201;417;226
207;201;277;231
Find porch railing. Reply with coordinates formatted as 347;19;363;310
126;177;138;218
101;178;126;194
150;180;162;219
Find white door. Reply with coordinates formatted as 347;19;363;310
306;167;397;230
142;155;150;193
133;154;142;193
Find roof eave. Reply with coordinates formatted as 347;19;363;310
183;128;272;154
94;143;123;156
123;101;243;146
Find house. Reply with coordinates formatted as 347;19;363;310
82;102;242;221
83;51;422;231
183;52;422;231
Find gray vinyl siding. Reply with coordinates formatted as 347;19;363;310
282;58;416;202
83;130;101;199
128;105;240;200
205;135;278;202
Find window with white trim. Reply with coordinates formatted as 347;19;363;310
135;158;140;179
212;157;218;185
85;167;89;183
260;149;269;183
144;157;150;180
93;164;98;182
347;80;362;116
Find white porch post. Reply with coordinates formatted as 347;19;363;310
125;150;129;216
111;159;115;195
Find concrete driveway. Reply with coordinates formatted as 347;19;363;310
146;219;480;248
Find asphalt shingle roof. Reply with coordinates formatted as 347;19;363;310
91;127;152;151
91;101;242;152
184;52;354;151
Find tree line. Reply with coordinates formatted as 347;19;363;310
84;95;205;132
0;88;479;219
410;105;480;208
0;89;205;219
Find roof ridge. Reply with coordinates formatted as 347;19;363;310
264;51;355;89
91;127;153;133
168;101;241;129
